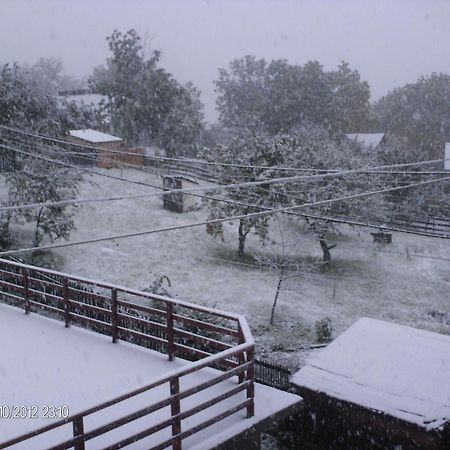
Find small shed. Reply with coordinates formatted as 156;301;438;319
346;133;386;153
291;318;450;449
162;175;198;213
67;129;126;169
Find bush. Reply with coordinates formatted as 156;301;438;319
315;317;333;343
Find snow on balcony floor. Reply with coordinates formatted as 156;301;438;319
0;303;300;449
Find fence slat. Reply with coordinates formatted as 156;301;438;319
170;377;181;450
63;278;70;327
167;302;175;361
111;288;118;343
72;417;85;450
21;267;29;314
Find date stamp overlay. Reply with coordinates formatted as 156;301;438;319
0;405;70;420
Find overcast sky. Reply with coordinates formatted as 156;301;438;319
1;0;450;122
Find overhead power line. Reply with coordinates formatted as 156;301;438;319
1;124;449;175
1;174;450;256
1;141;450;211
0;138;447;216
2;131;449;245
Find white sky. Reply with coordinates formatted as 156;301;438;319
1;0;450;122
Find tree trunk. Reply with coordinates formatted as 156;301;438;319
33;207;44;247
270;267;284;325
0;212;11;250
238;220;246;257
319;236;336;263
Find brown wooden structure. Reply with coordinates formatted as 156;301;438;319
0;258;256;450
67;129;144;169
291;388;449;450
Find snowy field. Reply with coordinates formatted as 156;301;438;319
0;302;300;449
8;168;450;371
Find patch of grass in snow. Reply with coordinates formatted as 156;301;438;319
320;257;369;277
208;246;258;268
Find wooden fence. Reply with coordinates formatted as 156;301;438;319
0;258;255;450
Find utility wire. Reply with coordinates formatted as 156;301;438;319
1;141;450;208
0;140;262;213
1;139;449;240
1;174;450;256
1;124;449;175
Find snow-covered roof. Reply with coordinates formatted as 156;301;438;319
291;317;450;430
346;133;385;149
68;129;122;143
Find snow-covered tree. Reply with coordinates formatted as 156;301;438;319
205;126;385;261
374;73;450;161
90;29;204;155
28;57;84;96
215;56;371;135
330;61;371;133
0;63;57;132
205;132;277;256
6;152;82;248
0;62;95;252
0;61;100;135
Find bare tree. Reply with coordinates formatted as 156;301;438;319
256;217;324;325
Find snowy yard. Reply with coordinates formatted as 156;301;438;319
8;167;450;371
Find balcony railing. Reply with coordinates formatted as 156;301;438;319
0;258;254;450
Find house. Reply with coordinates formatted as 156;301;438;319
57;88;107;111
346;133;386;153
162;175;198;213
291;317;450;449
67;129;125;169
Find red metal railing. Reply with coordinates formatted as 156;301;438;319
0;258;254;450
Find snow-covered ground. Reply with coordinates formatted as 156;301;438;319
8;168;450;371
0;302;300;449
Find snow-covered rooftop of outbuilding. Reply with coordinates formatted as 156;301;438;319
291;317;450;431
346;133;385;149
68;129;122;143
0;302;301;449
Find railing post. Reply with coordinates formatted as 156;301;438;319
111;288;118;343
237;324;245;384
63;278;70;327
167;302;175;361
21;267;30;314
246;346;255;418
72;416;85;450
170;376;181;450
